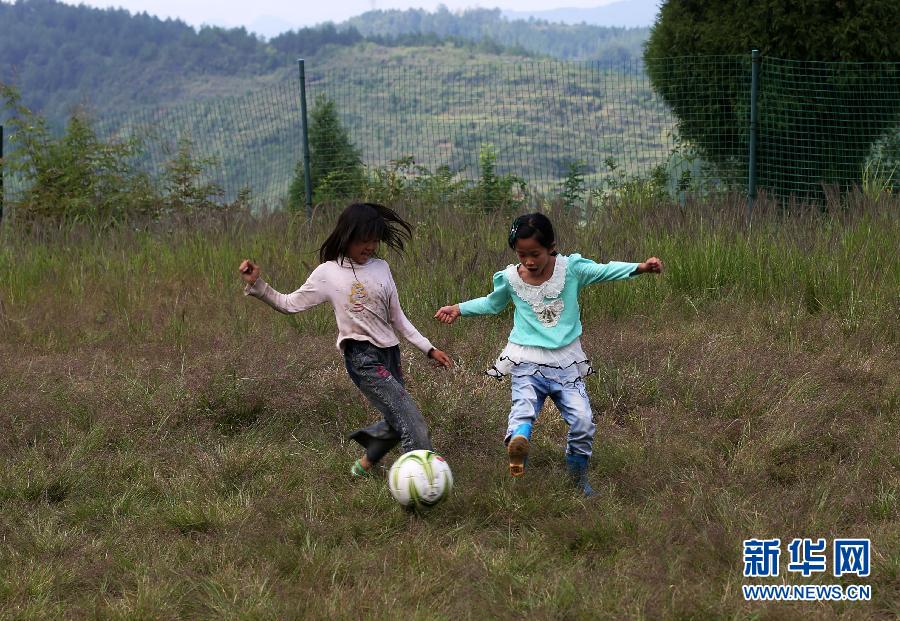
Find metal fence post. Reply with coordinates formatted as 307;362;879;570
748;49;760;217
298;59;313;218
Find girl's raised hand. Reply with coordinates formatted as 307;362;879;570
238;259;260;284
636;257;663;274
434;304;461;324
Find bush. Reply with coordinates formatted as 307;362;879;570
163;136;250;222
2;83;157;227
360;156;469;206
558;160;586;210
644;0;900;198
468;143;526;211
2;83;250;229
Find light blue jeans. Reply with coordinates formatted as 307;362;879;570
506;364;595;457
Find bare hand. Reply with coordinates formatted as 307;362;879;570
238;259;261;284
428;348;454;368
434;304;461;324
636;257;663;275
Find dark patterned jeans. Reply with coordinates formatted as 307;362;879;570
343;340;433;464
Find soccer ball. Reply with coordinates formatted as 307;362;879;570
387;450;453;509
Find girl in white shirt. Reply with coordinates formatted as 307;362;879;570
239;203;452;477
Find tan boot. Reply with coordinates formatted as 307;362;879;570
507;435;530;477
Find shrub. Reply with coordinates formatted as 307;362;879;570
1;83;250;229
468;143;526;211
2;83;157;227
644;0;900;198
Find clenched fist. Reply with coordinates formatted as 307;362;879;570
238;259;260;285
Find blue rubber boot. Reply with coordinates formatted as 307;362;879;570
565;454;595;497
507;423;532;477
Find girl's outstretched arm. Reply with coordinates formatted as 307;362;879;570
570;254;643;285
442;271;511;319
239;260;327;314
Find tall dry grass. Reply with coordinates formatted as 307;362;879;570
0;193;897;619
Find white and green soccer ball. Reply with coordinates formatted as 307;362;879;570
388;450;453;509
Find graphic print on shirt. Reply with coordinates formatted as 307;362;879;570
535;299;564;326
348;281;369;313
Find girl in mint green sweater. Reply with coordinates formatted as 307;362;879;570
435;213;661;495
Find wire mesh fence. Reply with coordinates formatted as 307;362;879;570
1;54;898;213
93;80;303;207
756;59;900;197
305;59;686;196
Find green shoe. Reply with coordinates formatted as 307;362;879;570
351;459;373;478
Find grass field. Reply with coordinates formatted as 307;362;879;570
0;194;897;619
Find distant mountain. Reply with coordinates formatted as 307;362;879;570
0;0;650;127
0;0;288;122
504;0;661;28
345;8;649;62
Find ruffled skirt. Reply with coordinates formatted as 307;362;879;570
487;338;593;384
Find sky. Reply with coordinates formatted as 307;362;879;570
68;1;621;35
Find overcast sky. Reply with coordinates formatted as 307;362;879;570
68;1;621;33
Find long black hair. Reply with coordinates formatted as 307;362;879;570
319;202;413;263
508;212;556;252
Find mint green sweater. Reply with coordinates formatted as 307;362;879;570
459;254;638;349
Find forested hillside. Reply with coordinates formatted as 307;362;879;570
0;0;287;120
0;0;648;124
344;8;649;62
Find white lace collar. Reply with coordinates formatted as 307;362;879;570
504;254;568;306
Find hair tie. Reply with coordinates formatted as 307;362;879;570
508;222;520;247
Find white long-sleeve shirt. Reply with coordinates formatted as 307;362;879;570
245;257;434;354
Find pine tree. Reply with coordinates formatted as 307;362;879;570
288;94;364;209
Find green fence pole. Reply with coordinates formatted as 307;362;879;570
748;49;760;217
298;59;313;218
